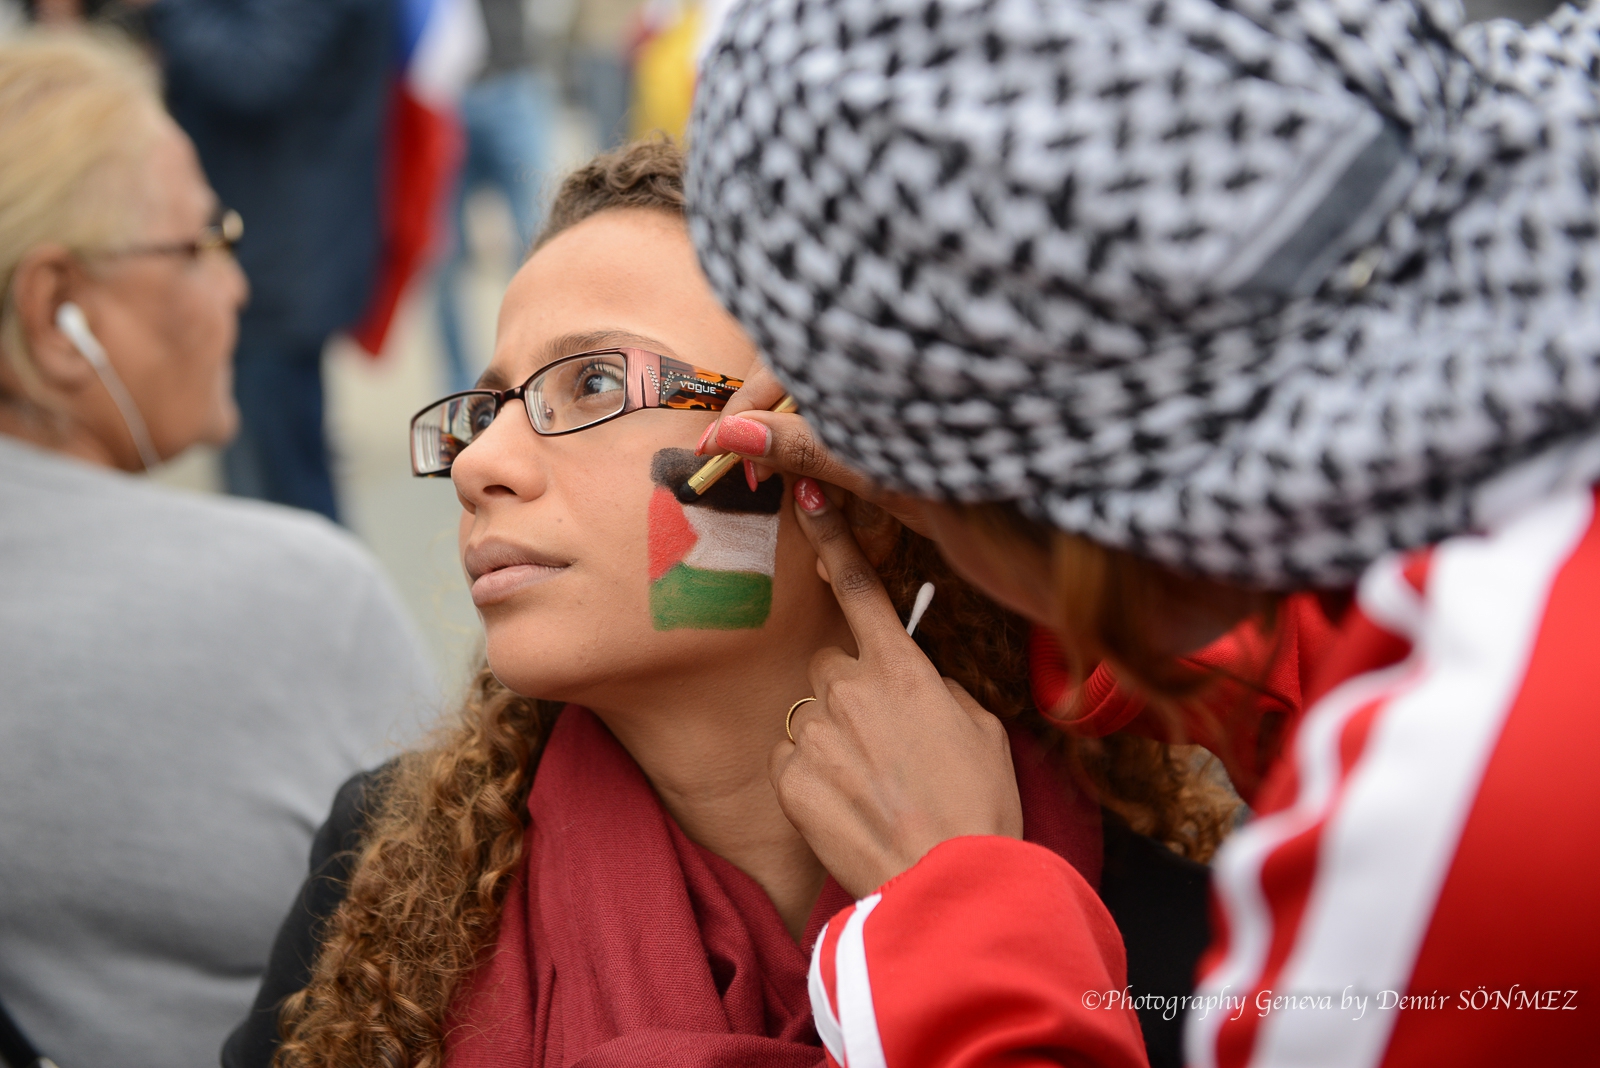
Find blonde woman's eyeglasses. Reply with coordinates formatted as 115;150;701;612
93;207;243;261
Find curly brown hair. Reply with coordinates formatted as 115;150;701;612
274;140;1239;1068
531;137;684;253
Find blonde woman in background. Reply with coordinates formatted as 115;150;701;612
0;31;434;1068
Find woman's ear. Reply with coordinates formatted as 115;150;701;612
845;496;903;566
10;244;97;393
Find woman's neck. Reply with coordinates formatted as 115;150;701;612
0;400;119;468
588;633;842;943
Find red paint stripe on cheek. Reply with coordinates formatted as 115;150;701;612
648;488;698;582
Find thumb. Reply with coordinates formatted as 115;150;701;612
718;362;788;422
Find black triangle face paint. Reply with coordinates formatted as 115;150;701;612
651;448;783;514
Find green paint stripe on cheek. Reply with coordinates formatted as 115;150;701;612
650;563;773;631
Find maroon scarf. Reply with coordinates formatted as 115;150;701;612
444;706;1100;1068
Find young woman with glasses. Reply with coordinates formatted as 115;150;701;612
224;141;1310;1068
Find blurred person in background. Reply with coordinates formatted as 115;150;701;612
122;0;395;523
0;32;433;1068
435;0;554;393
572;0;640;148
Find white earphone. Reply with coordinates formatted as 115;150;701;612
56;301;109;370
56;301;161;470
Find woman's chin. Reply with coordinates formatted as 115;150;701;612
482;634;585;704
485;664;563;702
201;401;241;449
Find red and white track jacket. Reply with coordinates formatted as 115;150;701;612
810;487;1600;1067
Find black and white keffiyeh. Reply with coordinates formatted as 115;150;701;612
687;0;1600;587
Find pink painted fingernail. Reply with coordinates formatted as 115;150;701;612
794;476;827;514
743;458;759;492
715;415;770;456
695;420;719;456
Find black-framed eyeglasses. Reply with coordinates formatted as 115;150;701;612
410;347;742;477
94;207;244;261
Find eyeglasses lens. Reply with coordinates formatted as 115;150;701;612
528;353;628;433
412;393;497;475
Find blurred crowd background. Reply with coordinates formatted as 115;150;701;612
0;0;1560;702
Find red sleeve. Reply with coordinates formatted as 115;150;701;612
1029;592;1338;804
810;836;1148;1068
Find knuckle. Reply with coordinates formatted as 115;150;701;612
822;676;859;709
810;512;850;543
810;646;851;680
820;676;845;703
982;715;1010;748
831;561;880;598
791;713;822;747
770;751;794;785
787;430;821;474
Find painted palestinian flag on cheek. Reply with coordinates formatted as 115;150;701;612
648;448;784;630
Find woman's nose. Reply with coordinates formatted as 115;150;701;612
205;247;249;312
451;397;550;509
224;254;249;310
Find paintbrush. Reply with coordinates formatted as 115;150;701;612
676;394;798;503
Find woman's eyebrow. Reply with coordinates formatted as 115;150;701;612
540;329;679;362
476;330;681;390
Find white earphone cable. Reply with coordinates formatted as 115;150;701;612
56;302;161;471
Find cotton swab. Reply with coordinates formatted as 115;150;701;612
905;582;936;637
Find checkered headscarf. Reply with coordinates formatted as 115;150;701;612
687;0;1600;587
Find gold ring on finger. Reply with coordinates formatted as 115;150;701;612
786;696;817;743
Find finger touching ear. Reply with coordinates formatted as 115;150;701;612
844;495;904;567
792;476;912;650
803;486;904;579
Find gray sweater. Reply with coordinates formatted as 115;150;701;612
0;436;436;1068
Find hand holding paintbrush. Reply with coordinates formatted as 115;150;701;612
691;364;935;537
677;394;798;503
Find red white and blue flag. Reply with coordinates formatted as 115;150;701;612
351;0;485;355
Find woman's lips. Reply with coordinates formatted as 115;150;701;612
463;538;571;606
470;562;569;606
